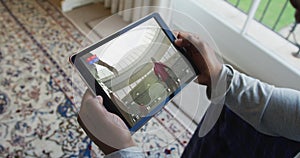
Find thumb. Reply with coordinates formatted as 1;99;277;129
96;96;103;104
174;38;192;48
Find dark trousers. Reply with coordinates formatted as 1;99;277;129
181;106;300;158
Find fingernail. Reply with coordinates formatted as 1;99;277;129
96;96;103;104
175;39;182;44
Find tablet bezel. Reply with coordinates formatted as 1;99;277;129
70;12;199;132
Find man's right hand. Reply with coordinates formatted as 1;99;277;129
174;32;223;96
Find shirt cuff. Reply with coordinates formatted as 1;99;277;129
210;64;234;104
104;146;144;158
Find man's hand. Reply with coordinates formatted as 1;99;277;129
174;32;223;96
78;90;136;155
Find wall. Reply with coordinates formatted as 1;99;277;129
171;0;300;91
62;0;102;12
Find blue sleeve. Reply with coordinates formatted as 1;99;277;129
262;87;300;141
224;65;300;142
104;146;145;158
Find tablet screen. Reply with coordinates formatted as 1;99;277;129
72;14;197;131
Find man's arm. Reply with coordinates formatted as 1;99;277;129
175;31;300;142
224;65;300;141
264;86;300;141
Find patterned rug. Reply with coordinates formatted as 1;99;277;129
0;0;192;157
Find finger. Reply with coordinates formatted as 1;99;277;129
173;30;180;37
177;31;192;40
81;90;106;117
177;32;210;56
174;38;183;46
82;89;95;102
178;32;205;49
80;95;107;123
82;90;104;109
175;38;191;47
176;32;198;47
96;96;103;105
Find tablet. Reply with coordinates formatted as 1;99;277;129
70;12;198;132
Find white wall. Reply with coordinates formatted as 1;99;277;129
62;0;102;12
171;0;300;91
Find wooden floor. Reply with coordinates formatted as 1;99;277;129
51;1;129;42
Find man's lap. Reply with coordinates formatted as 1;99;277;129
182;106;300;158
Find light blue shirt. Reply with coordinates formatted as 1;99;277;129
104;146;144;158
225;65;300;141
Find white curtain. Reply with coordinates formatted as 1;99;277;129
102;0;171;22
